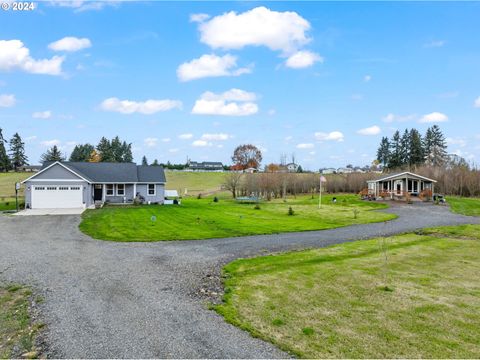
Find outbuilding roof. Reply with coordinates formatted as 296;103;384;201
368;171;437;183
24;161;166;183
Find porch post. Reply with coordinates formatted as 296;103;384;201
102;184;106;202
133;183;137;198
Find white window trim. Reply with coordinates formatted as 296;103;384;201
147;184;156;196
116;184;125;196
106;184;114;196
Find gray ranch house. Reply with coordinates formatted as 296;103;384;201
367;171;437;200
22;161;166;209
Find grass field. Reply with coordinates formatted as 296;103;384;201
0;284;43;359
447;197;480;216
79;194;395;241
0;173;28;211
165;170;225;195
215;225;480;358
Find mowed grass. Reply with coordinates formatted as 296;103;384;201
0;284;43;359
215;225;480;358
0;172;28;211
165;170;226;195
447;196;480;216
79;194;395;241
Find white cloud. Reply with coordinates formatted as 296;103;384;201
382;113;417;123
192;140;212;147
0;94;15;107
100;97;182;115
474;96;480;108
177;54;251;82
364;75;371;82
41;139;61;147
446;137;467;148
48;37;92;52
267;109;276;116
357;125;381;136
190;13;210;23
161;138;171;143
25;135;37;142
315;131;344;142
32;110;52;119
178;133;193;140
0;40;64;76
168;148;179;153
144;137;158;147
191;88;258;116
198;6;311;54
48;1;120;12
419;112;448;123
424;40;445;48
284;136;293;142
285;50;323;69
296;143;314;149
309;151;316;155
200;133;231;141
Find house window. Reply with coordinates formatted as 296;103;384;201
70;186;80;190
117;184;125;196
46;186;57;191
148;184;156;196
106;184;114;196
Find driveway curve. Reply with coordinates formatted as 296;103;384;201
0;203;478;358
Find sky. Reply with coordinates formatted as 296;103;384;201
1;1;480;170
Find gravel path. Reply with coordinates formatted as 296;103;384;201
0;203;478;358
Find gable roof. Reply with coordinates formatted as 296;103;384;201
23;161;166;183
21;161;92;184
370;171;437;183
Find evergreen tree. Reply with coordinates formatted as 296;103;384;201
0;128;10;172
69;143;95;162
400;129;410;166
9;133;28;171
152;159;159;166
389;130;403;169
409;128;424;167
96;137;113;162
141;155;148;166
96;137;132;163
40;145;65;162
376;136;391;168
426;125;448;166
121;141;133;162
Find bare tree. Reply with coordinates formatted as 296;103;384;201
232;144;263;170
223;172;243;198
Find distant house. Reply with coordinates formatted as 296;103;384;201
337;167;354;174
367;171;436;199
321;168;336;175
18;165;42;172
186;161;224;172
21;161;166;209
286;163;299;172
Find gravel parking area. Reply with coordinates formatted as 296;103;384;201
0;203;478;358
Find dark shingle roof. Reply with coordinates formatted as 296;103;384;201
41;162;166;183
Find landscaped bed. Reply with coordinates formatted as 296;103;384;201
79;194;395;241
0;284;43;359
214;225;480;358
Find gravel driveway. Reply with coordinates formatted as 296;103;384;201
0;203;478;358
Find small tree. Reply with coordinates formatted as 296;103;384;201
0;128;10;172
40;145;65;163
142;155;148;166
223;172;243;198
9;133;28;171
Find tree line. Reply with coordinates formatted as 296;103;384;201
0;128;28;172
376;125;448;169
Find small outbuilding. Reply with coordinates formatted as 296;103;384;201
164;190;180;205
367;171;436;200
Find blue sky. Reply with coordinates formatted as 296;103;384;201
1;1;480;169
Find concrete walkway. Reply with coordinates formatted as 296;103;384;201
0;203;478;358
13;208;85;216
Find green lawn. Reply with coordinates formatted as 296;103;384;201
447;197;480;216
0;173;28;211
215;225;480;358
79;194;395;241
165;170;226;195
0;285;43;359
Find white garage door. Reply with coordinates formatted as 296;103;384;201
31;185;83;209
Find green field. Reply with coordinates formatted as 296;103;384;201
215;225;480;358
0;285;43;359
165;170;225;195
0;173;28;211
79;194;395;241
447;197;480;216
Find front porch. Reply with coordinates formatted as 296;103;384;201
367;172;436;201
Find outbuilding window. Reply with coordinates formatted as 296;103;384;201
117;184;125;196
106;184;114;196
148;184;156;196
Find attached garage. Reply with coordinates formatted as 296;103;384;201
31;185;84;209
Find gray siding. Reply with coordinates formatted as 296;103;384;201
24;180;89;209
33;163;85;180
104;184;135;204
136;184;165;204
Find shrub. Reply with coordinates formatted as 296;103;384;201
197;193;202;199
254;204;261;210
353;208;359;219
213;196;219;203
288;206;295;216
